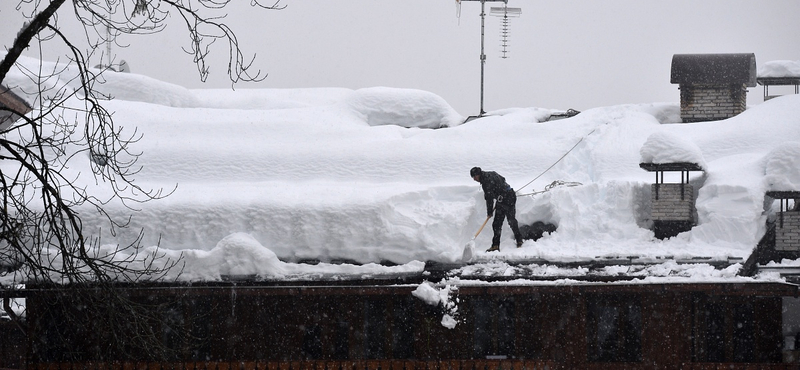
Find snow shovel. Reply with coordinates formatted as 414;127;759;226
461;215;491;263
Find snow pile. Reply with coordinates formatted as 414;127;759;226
193;88;353;110
640;131;706;168
458;261;589;277
635;261;741;279
91;71;201;108
1;56;200;108
763;142;800;191
412;282;460;329
138;233;427;282
758;60;800;78
174;233;287;281
345;87;464;128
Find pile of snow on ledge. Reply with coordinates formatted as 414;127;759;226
758;60;800;78
640;131;706;168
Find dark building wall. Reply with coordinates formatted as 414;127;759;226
0;319;26;368
21;283;789;368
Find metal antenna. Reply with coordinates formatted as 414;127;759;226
459;0;511;118
490;5;521;59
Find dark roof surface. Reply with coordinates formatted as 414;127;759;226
0;85;31;113
640;162;704;172
0;85;32;128
757;77;800;86
670;53;757;87
13;280;797;299
766;191;800;199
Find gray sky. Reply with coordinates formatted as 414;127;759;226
2;1;800;115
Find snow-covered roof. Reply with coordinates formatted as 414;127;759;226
3;55;800;285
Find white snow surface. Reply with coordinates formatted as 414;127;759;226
758;60;800;78
640;131;706;168
4;56;800;283
763;142;800;192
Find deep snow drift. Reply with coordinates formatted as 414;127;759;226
3;55;800;282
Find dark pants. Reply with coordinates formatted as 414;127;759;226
492;190;523;246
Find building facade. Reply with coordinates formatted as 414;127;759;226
12;276;798;370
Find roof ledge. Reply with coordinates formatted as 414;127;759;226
639;162;704;172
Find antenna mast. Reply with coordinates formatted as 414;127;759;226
490;5;521;59
458;0;519;118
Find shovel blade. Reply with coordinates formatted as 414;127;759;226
461;240;475;263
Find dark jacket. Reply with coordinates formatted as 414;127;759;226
478;171;514;215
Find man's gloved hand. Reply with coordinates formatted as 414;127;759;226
488;211;493;218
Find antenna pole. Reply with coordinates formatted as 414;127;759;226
460;0;511;119
479;0;486;116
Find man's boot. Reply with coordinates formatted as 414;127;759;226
486;244;500;252
517;240;524;248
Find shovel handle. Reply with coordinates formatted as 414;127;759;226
473;215;492;239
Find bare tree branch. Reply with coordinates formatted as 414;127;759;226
0;0;283;361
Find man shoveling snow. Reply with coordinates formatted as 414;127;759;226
470;167;524;252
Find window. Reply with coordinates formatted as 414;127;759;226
391;297;415;359
333;320;350;360
363;297;417;359
732;303;755;361
364;299;387;359
586;295;642;362
302;324;323;359
160;305;185;361
187;296;214;361
34;297;71;361
692;298;755;363
472;297;515;359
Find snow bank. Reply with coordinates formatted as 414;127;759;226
512;181;656;258
345;87;464;128
192;88;353;110
91;71;200;107
1;55;199;108
763;142;800;191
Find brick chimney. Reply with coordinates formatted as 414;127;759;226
670;53;756;123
